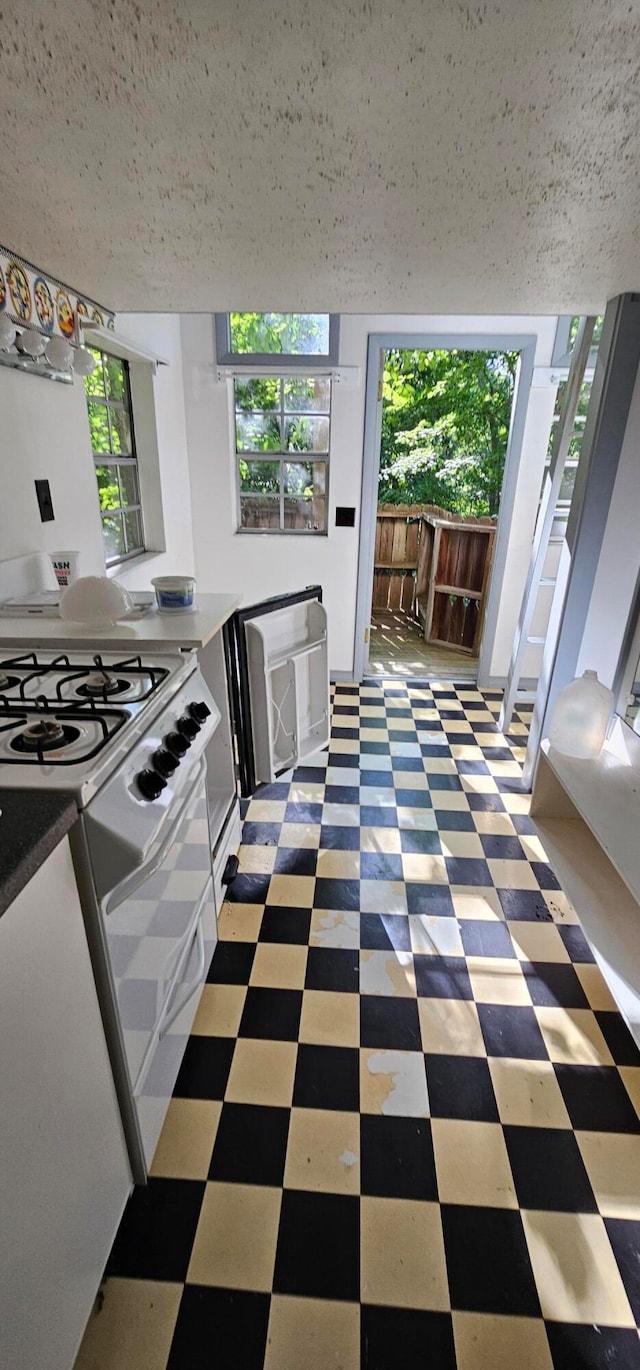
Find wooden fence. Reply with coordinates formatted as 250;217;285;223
373;506;496;655
372;505;430;613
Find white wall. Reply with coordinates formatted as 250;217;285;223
0;364;105;576
181;314;365;673
577;365;640;687
0;313;193;592
181;312;558;677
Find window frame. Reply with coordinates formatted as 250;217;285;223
234;374;331;536
84;347;146;567
215;313;340;367
552;315;602;369
543;369;594;517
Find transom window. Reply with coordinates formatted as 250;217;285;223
235;376;330;534
84;348;145;565
216;312;338;366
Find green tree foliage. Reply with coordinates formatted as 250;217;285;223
229;313;328;354
84;348;130;513
234;373;330;499
548;378;591;461
379;349;518;516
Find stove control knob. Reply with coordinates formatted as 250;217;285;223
165;730;188;759
153;747;178;779
189;701;211;724
178;714;200;741
136;768;167;802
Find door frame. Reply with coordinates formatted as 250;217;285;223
353;331;537;683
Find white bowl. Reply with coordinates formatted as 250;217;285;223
60;576;134;625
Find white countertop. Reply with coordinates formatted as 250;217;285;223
0;593;242;652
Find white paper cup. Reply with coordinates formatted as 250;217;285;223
50;551;80;590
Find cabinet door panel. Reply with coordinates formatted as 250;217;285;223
0;838;131;1370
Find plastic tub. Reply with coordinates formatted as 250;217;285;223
151;576;196;612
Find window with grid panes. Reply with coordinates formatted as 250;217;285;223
542;376;593;517
235;375;330;533
84;348;145;565
216;312;338;364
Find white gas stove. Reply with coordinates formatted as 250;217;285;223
0;647;213;804
0;644;226;1182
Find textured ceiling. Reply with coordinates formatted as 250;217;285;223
1;0;640;315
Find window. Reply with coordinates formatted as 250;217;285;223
217;312;338;534
541;376;593;517
216;312;339;366
552;314;603;368
544;314;603;519
84;348;145;565
235;376;330;533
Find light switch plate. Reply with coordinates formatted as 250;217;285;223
35;479;54;523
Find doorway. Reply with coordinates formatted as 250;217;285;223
354;332;537;683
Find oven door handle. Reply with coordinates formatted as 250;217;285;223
103;758;207;917
158;918;206;1039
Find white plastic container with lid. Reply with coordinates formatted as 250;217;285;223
151;576;196;612
548;670;613;760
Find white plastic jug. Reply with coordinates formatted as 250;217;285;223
548;670;613;760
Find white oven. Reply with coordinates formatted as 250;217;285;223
90;759;216;1170
0;597;243;1184
69;664;223;1180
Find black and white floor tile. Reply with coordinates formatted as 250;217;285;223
75;682;640;1370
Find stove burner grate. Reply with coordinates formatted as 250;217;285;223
76;674;131;699
0;694;128;765
11;721;81;754
0;651;169;704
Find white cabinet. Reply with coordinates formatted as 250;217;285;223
245;599;330;782
0;837;131;1370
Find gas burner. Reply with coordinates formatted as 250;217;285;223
0;652;171;709
76;673;130;698
0;695;128;765
11;719;81;754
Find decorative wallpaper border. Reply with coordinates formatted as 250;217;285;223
0;245;115;339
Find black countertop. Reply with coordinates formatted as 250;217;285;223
0;789;78;918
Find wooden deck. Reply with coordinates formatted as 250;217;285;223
368;608;478;680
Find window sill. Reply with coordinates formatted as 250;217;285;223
234;529;328;538
105;550;165;579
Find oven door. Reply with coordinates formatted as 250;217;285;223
134;874;217;1168
96;759;216;1101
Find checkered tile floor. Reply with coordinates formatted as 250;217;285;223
76;682;640;1370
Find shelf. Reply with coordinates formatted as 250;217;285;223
532;744;640;1022
267;635;327;673
434;584;482;599
374;561;418;572
298;717;330;760
533;814;640;1002
273;751;297;773
535;741;640;907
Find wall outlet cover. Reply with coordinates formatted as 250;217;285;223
35;479;55;523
